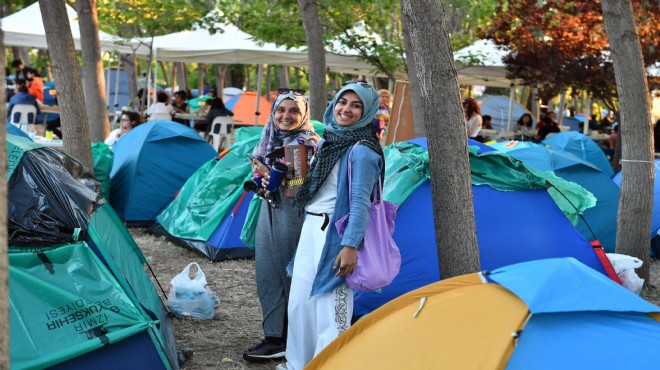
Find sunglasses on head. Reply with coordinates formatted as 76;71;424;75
277;88;306;96
343;80;371;88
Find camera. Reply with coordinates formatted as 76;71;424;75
243;162;289;201
243;176;264;193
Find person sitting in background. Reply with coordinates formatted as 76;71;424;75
132;88;147;111
516;113;533;132
7;79;40;123
371;89;391;140
203;97;234;135
26;67;44;103
147;91;175;121
463;97;482;139
105;111;144;148
482;115;493;130
536;116;560;141
171;90;190;126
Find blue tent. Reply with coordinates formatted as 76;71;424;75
110;120;217;223
7;123;31;140
353;138;608;317
613;159;660;238
490;141;619;252
543;131;614;177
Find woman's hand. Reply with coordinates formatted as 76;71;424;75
334;246;357;277
250;158;270;177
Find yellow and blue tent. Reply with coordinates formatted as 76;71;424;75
309;258;660;370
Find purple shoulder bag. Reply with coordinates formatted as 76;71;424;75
335;143;401;292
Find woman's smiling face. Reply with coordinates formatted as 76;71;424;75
334;91;363;127
274;99;302;131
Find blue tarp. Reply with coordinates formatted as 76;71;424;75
109;120;217;223
490;141;619;252
353;138;607;316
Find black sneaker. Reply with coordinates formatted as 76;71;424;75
243;340;286;363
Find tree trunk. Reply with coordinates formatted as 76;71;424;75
265;65;272;101
158;61;169;87
400;0;480;279
197;63;205;96
19;47;30;67
279;66;290;88
0;26;10;370
39;0;93;171
77;0;109;143
297;0;326;121
122;53;138;103
401;20;426;138
602;0;654;282
175;62;188;91
213;65;224;95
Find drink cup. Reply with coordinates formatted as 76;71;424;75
265;162;289;193
45;130;53;140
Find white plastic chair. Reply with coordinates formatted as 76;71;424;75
9;104;37;126
206;116;235;152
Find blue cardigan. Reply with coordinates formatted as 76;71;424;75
309;143;383;297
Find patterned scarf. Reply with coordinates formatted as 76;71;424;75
294;83;384;208
252;92;320;165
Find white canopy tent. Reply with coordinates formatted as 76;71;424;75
454;39;528;130
144;24;377;76
141;24;380;123
2;2;140;55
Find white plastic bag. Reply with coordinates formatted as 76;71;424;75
606;253;645;295
167;262;219;319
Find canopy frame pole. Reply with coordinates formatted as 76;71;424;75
254;64;264;125
507;85;516;131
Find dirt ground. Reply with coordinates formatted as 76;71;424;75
130;227;660;370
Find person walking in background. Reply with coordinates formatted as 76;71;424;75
243;89;320;363
371;89;391;141
26;67;44;103
105;111;144;148
281;82;384;370
463;97;482;139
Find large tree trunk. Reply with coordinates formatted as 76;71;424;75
297;0;326;121
77;0;109;143
400;0;480;279
158;61;169;87
39;0;93;171
401;20;426;138
279;66;290;88
0;26;9;370
602;0;654;282
213;65;224;96
197;63;205;96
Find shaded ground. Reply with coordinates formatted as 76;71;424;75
130;228;279;370
130;227;660;370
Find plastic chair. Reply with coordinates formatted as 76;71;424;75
9;104;37;126
206;116;234;152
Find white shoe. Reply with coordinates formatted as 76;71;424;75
275;363;288;370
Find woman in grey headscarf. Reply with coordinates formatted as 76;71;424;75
243;89;320;363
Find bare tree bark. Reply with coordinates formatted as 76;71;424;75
213;65;224;96
401;21;426;138
158;61;169;87
77;0;109;143
400;0;480;278
279;66;290;88
197;63;205;96
175;62;188;91
297;0;326;121
39;0;93;170
0;25;10;370
602;0;654;282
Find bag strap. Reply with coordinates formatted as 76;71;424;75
346;141;383;204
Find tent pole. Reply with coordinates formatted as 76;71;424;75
105;52;111;108
531;87;539;121
584;92;592;135
113;55;121;110
254;64;264;125
507;85;515;131
557;90;566;127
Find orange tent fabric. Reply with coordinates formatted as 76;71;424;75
227;91;272;126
